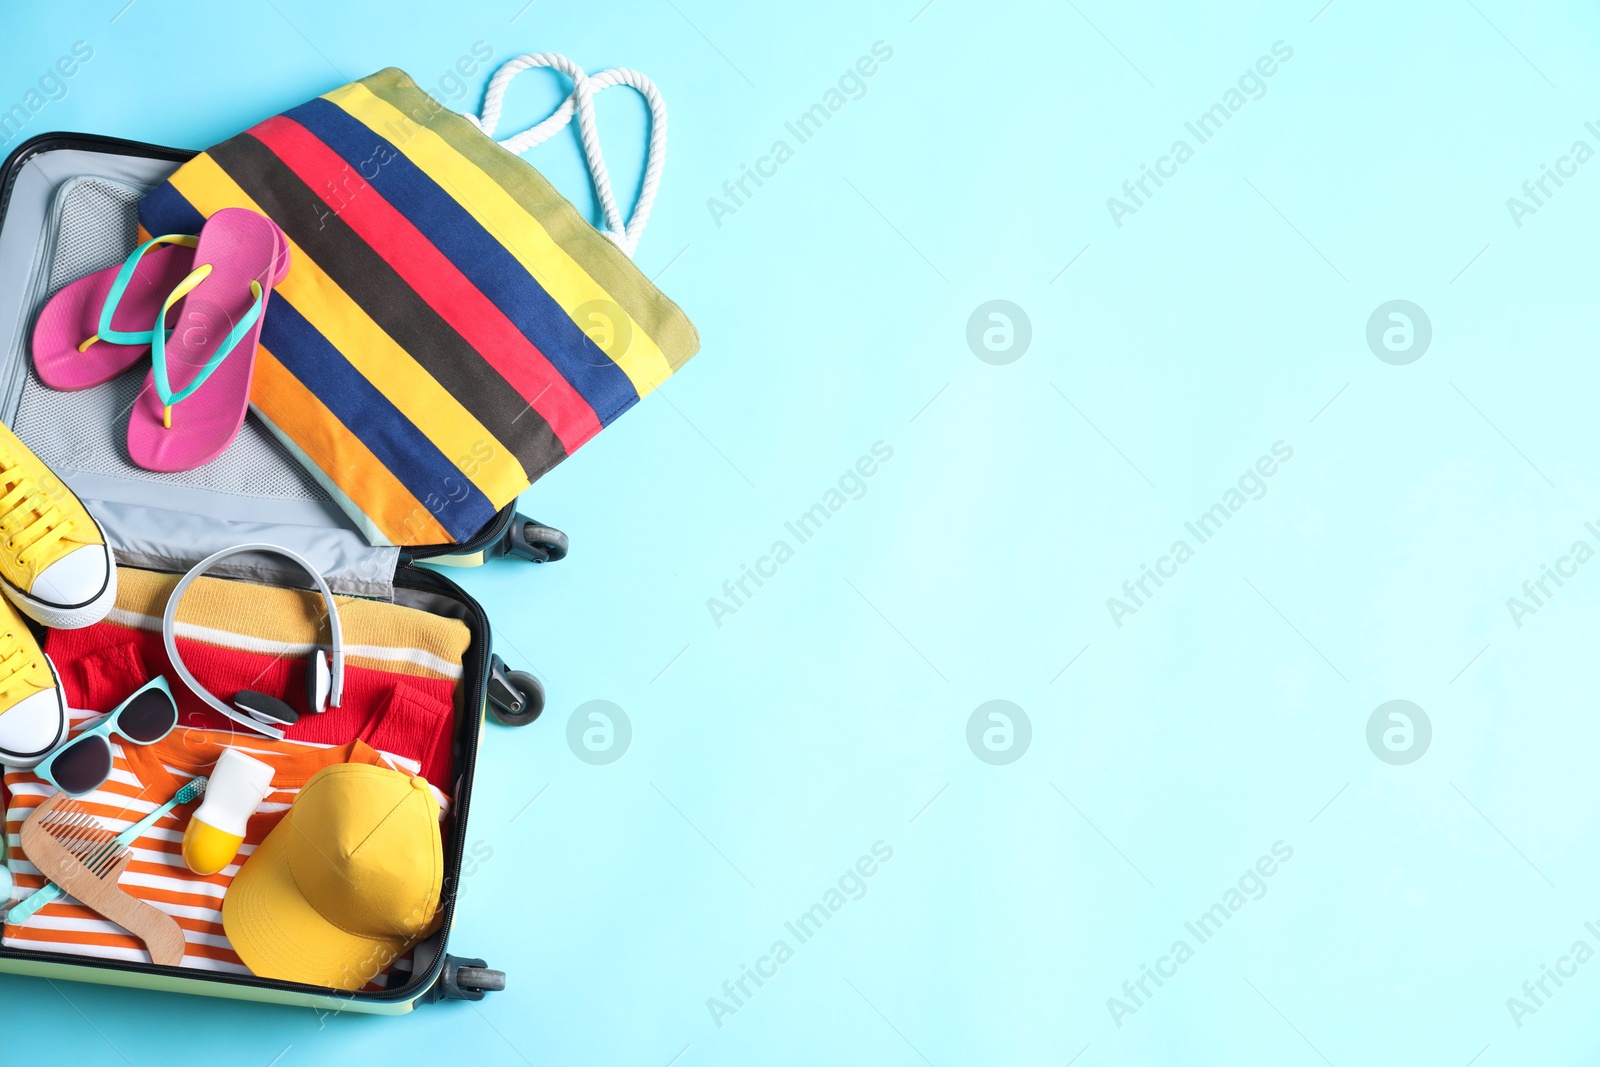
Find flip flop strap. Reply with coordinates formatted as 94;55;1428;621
149;267;264;412
91;234;200;347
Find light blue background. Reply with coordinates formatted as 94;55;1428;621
3;0;1599;1063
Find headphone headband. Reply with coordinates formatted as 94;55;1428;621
163;544;345;739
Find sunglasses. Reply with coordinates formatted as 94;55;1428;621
39;677;179;796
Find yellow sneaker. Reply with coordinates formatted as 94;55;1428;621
0;421;116;629
0;597;67;767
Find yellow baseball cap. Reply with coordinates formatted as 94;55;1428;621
223;763;443;991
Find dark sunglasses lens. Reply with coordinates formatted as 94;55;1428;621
117;688;177;743
50;736;113;795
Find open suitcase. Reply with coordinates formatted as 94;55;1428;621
0;130;557;1013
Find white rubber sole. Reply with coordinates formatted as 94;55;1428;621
3;554;117;630
0;655;67;768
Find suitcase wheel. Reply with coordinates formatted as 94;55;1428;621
454;964;506;995
488;653;545;727
502;514;570;564
436;955;505;1001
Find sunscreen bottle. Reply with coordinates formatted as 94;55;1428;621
182;748;274;875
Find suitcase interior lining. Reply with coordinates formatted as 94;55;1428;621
18;175;333;501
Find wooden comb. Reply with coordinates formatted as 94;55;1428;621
19;792;186;966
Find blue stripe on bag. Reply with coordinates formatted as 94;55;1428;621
260;299;498;542
137;180;207;237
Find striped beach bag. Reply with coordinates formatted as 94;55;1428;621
136;55;698;547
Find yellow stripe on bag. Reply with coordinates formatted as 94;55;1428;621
324;81;676;397
165;153;532;508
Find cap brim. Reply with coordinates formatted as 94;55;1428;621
223;815;409;991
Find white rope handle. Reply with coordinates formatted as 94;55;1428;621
465;52;667;257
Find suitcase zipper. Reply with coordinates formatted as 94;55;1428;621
390;561;493;999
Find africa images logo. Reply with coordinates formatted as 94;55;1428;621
1366;700;1430;765
966;701;1030;765
566;701;631;765
1106;441;1294;628
1106;841;1295;1028
706;41;895;228
706;842;895;1029
1104;40;1294;229
706;442;894;629
966;301;1033;365
1365;300;1432;365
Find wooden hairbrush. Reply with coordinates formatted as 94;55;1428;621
19;792;186;966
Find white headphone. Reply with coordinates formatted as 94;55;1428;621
163;544;345;740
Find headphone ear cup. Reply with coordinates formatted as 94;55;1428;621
234;691;299;728
306;651;331;713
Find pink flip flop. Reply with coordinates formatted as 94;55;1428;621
32;235;199;390
126;208;290;472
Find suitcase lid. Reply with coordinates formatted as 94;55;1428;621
0;133;518;597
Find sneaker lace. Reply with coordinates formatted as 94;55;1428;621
0;627;36;699
0;449;73;567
